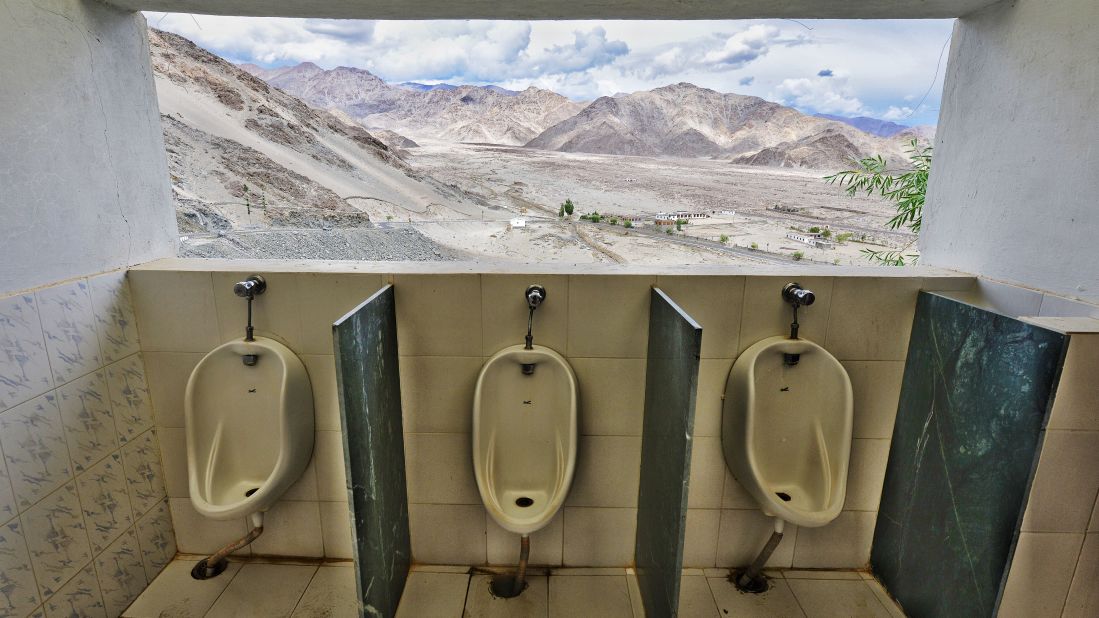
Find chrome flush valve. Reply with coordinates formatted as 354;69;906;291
782;283;815;365
526;285;546;309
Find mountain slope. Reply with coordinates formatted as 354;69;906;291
250;62;583;146
814;114;912;138
150;29;482;231
526;83;916;170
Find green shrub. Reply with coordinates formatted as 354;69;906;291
719;234;729;244
562;199;575;216
623;220;633;228
809;226;821;233
792;251;804;261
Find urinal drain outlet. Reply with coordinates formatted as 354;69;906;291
245;487;259;497
776;492;792;502
515;497;534;508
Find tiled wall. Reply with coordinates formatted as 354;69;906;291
128;267;971;569
999;333;1099;617
0;272;174;618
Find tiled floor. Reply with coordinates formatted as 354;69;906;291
127;560;905;617
124;557;358;617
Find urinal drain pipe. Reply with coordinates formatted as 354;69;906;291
191;512;265;580
513;535;531;597
733;518;784;593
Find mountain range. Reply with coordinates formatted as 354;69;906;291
243;61;930;170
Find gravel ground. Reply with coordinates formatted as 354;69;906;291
179;227;463;260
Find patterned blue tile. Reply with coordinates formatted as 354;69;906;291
76;453;134;555
58;371;118;473
94;528;147;617
0;393;72;511
44;562;105;618
36;281;101;386
0;293;53;411
134;499;175;580
0;518;40;616
120;431;166;517
21;482;91;599
88;271;140;364
0;448;15;524
105;355;153;444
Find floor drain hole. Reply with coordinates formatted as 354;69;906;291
776;492;791;502
515;497;534;508
245;487;259;497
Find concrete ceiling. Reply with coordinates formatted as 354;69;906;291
111;0;1003;20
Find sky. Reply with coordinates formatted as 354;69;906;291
148;15;954;126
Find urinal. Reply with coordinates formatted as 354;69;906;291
720;283;853;592
185;335;315;520
721;335;853;528
473;343;578;536
183;276;315;579
472;284;578;597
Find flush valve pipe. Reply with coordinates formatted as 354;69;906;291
732;518;785;593
524;285;546;350
782;283;815;365
233;275;267;342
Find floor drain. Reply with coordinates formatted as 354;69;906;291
515;497;534;508
776;492;791;502
245;487;259;497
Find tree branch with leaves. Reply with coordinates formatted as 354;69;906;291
825;139;931;266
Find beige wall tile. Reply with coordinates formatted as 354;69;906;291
143;351;204;428
694;359;732;438
297;274;383;355
739;276;834;355
682;509;720;568
281;450;319;502
562;507;637;567
487;511;563;566
1022;430;1099;533
482;274;569;355
404;433;479;505
130;271;221;353
400;356;481;434
716;509;795;568
320;501;354;560
395;274;481;357
302;355;340;432
1064;532;1099;617
845;439;890;512
565;436;641;508
249;500;324;558
572;358;645;436
1048;334;1099;431
843;361;905;439
168;497;249;555
688;437;725;509
654;276;745;359
722;471;758;510
998;532;1084;618
567;275;654;358
211;272;303;352
314;430;348;503
158;427;188;498
408;503;486;565
825;278;923;361
792;511;875;568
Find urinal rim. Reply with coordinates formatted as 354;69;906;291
472;343;579;535
726;335;854;528
185;335;314;520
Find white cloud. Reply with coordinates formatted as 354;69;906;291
881;105;915;120
146;14;953;125
772;74;867;116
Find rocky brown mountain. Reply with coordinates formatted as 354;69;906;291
526;83;918;170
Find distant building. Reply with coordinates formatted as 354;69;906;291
510;218;526;227
786;231;834;249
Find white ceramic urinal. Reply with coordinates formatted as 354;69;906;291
185;336;315;521
473;344;578;536
722;335;853;528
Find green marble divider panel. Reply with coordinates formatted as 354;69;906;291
333;284;411;618
635;288;703;618
871;292;1066;618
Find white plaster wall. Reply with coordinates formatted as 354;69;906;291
0;0;175;295
922;0;1099;304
